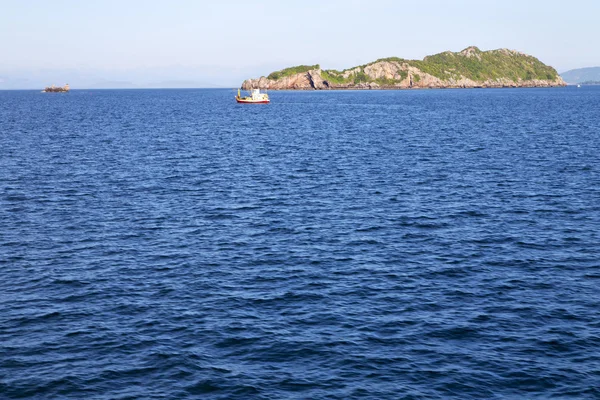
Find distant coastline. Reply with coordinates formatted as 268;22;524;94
560;67;600;85
242;46;566;90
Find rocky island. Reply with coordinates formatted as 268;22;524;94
42;84;70;93
242;47;566;90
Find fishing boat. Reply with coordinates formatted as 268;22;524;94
236;88;269;104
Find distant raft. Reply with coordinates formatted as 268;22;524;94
236;88;269;104
42;84;70;93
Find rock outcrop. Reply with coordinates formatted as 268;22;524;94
241;47;566;90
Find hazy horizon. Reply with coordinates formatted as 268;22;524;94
1;0;599;89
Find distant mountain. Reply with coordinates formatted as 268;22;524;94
0;65;276;90
145;80;225;88
87;80;224;89
89;80;140;89
560;67;600;84
0;77;37;90
0;77;226;90
243;46;565;90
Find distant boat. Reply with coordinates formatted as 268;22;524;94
577;84;581;88
236;88;269;104
42;83;70;93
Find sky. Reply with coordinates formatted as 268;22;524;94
1;0;599;88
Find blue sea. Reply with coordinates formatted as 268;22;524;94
1;87;599;399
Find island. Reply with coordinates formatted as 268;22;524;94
42;84;70;93
241;47;566;90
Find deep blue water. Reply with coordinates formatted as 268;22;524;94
1;87;599;399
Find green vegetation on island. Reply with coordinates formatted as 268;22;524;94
320;47;558;86
267;64;320;80
243;47;565;90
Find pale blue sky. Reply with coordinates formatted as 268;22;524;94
1;0;598;88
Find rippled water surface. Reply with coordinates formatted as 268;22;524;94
1;88;600;399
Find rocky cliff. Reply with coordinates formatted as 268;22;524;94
242;47;566;90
